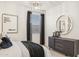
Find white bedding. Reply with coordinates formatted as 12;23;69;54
0;41;52;57
0;41;22;57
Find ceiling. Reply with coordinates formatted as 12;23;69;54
0;1;64;11
19;1;64;10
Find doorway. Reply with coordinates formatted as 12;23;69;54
27;11;45;45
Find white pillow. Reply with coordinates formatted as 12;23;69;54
0;39;2;43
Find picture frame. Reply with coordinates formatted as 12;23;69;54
2;13;18;33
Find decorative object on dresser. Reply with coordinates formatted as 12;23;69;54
48;36;79;57
53;31;61;37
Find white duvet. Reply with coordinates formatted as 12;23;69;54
0;41;52;57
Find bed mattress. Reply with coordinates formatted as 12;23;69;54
0;41;52;57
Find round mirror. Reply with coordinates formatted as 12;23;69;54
56;15;72;35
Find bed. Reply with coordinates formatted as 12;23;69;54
0;41;52;57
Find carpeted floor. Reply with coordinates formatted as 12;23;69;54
49;48;66;57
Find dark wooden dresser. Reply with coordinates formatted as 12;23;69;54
48;36;79;57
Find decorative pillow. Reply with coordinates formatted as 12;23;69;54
0;37;13;49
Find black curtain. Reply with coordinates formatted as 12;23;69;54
40;14;45;45
27;11;32;41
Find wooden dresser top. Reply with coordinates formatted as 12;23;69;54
54;37;79;41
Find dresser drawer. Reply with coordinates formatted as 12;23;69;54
55;42;64;48
55;39;64;45
55;44;64;53
64;47;74;56
55;38;64;52
64;40;74;47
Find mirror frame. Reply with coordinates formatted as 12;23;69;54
56;15;73;35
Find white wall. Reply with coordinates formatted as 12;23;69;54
0;2;28;41
45;2;79;47
60;2;79;39
1;1;79;47
45;3;63;46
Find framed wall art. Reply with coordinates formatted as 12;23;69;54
2;13;18;33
